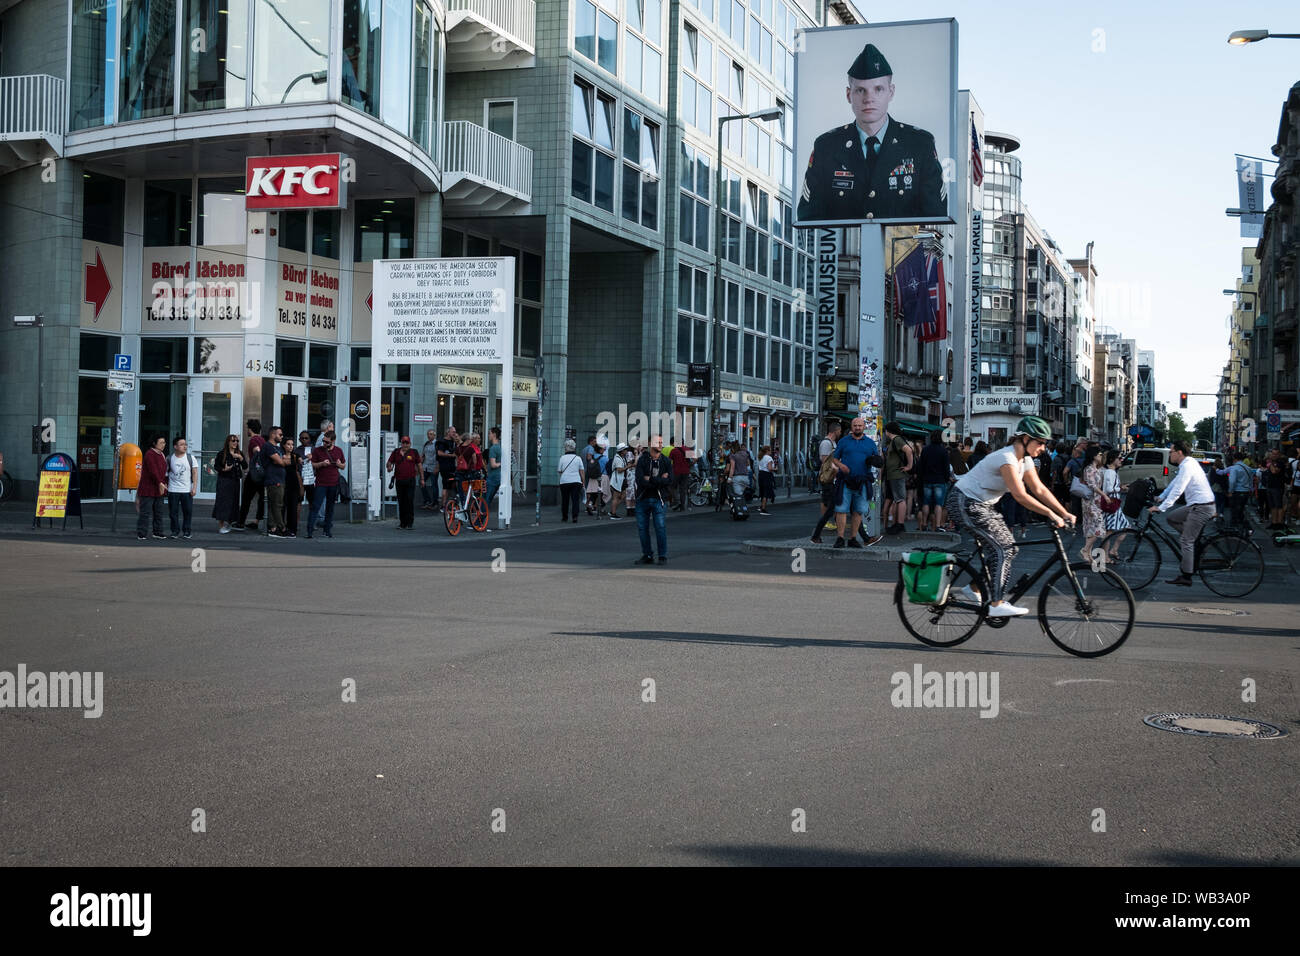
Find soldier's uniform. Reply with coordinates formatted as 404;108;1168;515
797;44;946;223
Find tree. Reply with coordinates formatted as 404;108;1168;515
1166;412;1193;445
1193;416;1215;446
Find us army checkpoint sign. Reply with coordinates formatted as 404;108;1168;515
370;257;515;526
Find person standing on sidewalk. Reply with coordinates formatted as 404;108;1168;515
260;426;289;536
436;426;460;511
387;436;423;530
756;445;776;515
239;419;267;530
283;436;306;537
608;443;631;519
166;436;199;539
420;429;440;511
810;420;842;543
213;434;244;534
669;441;691;511
916;431;952;533
485;426;503;518
634;437;672;565
1148;440;1217;587
830;417;884;549
308;430;345;538
557;439;585;522
136;434;169;540
296;430;316;524
882;422;913;535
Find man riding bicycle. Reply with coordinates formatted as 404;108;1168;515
947;417;1076;618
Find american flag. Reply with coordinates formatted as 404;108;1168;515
971;117;984;187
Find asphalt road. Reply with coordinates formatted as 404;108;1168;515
1;500;1297;866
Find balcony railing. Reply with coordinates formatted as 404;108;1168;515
445;0;536;71
441;120;532;212
0;74;65;172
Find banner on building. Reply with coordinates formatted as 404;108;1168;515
815;228;838;375
793;19;958;227
1236;155;1268;239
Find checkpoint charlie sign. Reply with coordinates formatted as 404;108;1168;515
371;258;515;525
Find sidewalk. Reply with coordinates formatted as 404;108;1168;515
0;485;825;545
744;529;961;561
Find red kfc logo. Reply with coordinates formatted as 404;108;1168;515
245;154;346;210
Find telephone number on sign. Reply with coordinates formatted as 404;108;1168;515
145;306;244;321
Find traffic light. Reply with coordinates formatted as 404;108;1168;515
1179;393;1188;409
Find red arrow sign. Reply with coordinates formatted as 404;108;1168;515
84;248;112;321
365;290;373;312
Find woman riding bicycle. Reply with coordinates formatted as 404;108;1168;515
946;417;1076;618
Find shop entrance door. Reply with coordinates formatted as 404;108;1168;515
187;380;238;496
274;381;307;442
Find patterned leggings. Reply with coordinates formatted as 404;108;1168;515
948;487;1019;602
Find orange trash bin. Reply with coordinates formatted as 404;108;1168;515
118;443;142;490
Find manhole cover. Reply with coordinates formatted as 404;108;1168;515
1144;713;1287;739
1169;606;1248;617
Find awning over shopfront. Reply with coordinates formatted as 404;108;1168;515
896;420;947;439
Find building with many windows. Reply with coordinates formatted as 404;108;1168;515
0;0;824;506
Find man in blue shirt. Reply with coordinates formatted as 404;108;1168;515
485;426;503;516
831;416;884;548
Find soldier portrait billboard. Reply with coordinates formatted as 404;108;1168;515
793;19;957;228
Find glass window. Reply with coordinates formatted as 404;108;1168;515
626;35;643;93
183;0;248;112
412;2;433;152
573;80;593;140
313;210;340;257
141;336;188;373
622;164;640;223
354;199;415;260
277;340;306;377
120;0;176;121
80;333;123;372
255;0;329;106
84;174;126;245
595;152;615;212
193;336;243;374
144;180;193;247
573;141;593;203
644;47;662;100
197;177;245;247
381;0;412;132
342;0;381;114
281;211;309;253
487;100;515;140
71;0;118;129
598;12;617;72
576;1;596;59
522;252;543;302
595;93;614;149
644;0;662;44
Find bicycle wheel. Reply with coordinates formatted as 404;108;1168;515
444;501;463;536
1038;563;1134;658
1198;533;1264;598
1104;530;1161;591
895;556;987;647
468;494;490;532
0;473;9;502
689;481;709;508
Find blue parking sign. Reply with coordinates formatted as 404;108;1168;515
113;354;132;371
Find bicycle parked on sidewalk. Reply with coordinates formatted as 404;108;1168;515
444;472;490;536
1100;483;1264;597
895;524;1136;658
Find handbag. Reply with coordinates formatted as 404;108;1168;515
1098;495;1121;514
1070;476;1092;498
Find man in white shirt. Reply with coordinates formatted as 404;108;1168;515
1149;441;1217;586
166;436;199;539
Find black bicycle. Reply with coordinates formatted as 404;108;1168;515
1099;490;1264;597
895;525;1136;658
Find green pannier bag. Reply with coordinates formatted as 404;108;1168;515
901;551;955;605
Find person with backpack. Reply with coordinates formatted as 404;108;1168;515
810;421;843;543
239;418;267;530
165;436;200;539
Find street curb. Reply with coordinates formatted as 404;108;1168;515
742;532;961;562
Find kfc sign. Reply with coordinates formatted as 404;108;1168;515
245;153;346;210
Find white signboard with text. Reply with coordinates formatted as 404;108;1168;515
371;258;515;526
970;392;1040;415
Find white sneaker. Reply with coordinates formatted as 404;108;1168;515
988;602;1029;618
957;585;982;603
219;526;231;534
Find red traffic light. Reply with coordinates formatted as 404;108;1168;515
1179;393;1188;408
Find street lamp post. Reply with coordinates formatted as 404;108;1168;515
1228;29;1300;45
711;108;782;472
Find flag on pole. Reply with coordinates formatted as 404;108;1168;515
892;246;931;329
919;253;948;343
971;118;984;187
